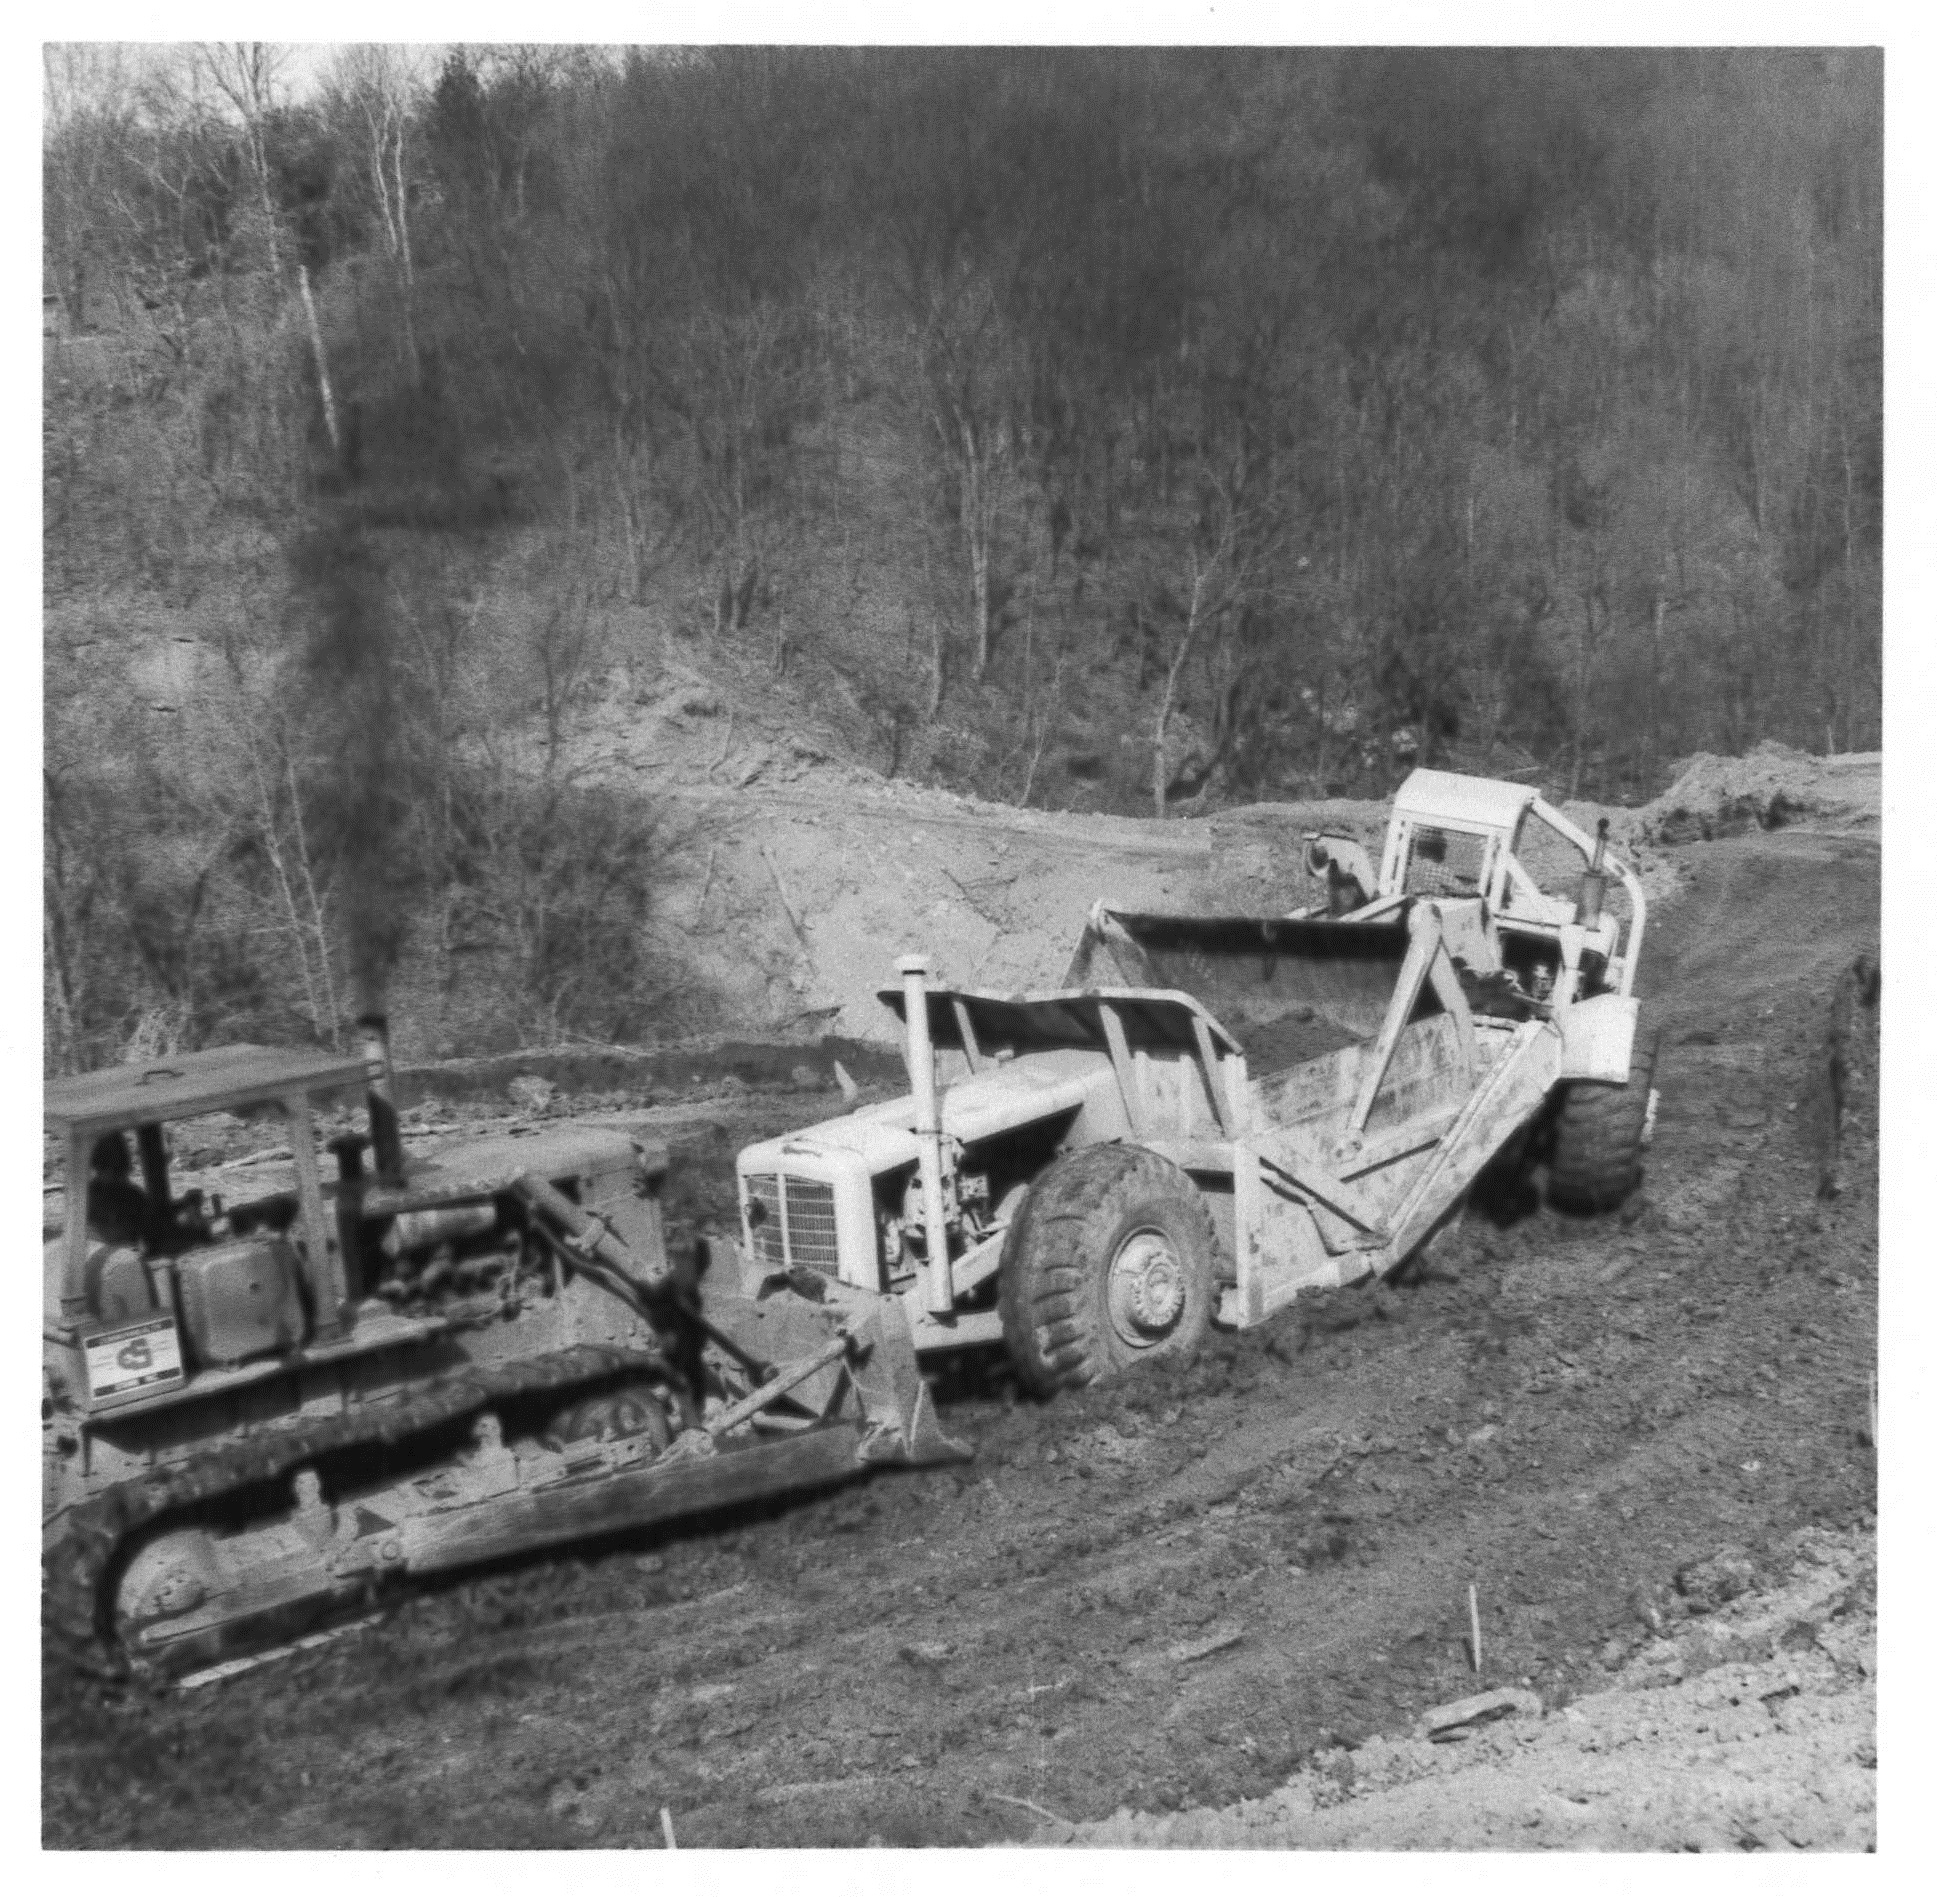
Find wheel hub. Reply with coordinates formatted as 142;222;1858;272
1107;1230;1188;1346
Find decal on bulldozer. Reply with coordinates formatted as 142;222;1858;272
82;1315;185;1407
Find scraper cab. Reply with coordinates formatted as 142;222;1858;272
734;770;1659;1395
1300;768;1647;1013
44;1027;961;1685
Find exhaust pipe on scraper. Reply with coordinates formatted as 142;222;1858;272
897;956;956;1316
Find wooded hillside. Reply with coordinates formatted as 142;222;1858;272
42;45;1882;1067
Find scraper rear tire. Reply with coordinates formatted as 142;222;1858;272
998;1145;1216;1397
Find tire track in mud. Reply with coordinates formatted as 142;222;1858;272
42;828;1879;1849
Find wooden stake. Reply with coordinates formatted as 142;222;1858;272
988;1791;1070;1828
660;1806;677;1850
1469;1582;1483;1674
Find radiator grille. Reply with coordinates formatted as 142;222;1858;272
743;1172;842;1275
1402;825;1487;898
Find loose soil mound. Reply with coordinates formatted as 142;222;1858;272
1636;740;1881;846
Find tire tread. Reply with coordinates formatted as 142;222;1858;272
997;1145;1217;1396
1549;1026;1660;1212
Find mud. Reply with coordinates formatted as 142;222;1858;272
43;803;1880;1850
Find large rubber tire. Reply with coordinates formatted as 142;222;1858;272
997;1144;1217;1397
1548;1027;1660;1212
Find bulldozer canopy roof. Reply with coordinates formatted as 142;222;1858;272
45;1043;374;1137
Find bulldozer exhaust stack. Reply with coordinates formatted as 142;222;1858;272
356;1012;406;1184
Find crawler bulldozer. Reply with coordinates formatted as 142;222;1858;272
43;1022;962;1685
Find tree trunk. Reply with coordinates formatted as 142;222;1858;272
1571;592;1596;801
961;417;993;679
297;263;341;457
1648;588;1665;789
612;425;649;601
43;898;80;1075
391;115;420;384
921;538;944;718
1154;576;1206;817
1840;430;1858;755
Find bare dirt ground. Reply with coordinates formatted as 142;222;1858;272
1065;1520;1876;1849
577;679;1867;1042
41;754;1880;1851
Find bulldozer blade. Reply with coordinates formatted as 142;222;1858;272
863;1377;973;1468
696;1267;972;1466
401;1423;874;1577
395;1291;968;1581
835;1289;973;1466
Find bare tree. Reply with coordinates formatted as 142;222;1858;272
1137;446;1310;815
1151;479;1261;817
195;41;341;454
325;44;426;381
194;43;287;275
906;262;1019;682
42;44;138;333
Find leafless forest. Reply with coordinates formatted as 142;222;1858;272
42;45;1881;1069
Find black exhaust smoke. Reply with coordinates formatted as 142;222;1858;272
290;350;512;1064
294;516;405;1021
288;486;436;1172
356;1012;406;1183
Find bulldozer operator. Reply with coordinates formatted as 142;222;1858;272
85;1133;156;1248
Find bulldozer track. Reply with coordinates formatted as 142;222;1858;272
43;1342;667;1682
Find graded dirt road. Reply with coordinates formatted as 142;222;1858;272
43;809;1879;1850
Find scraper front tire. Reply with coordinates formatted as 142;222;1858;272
998;1145;1216;1397
1548;1028;1660;1212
